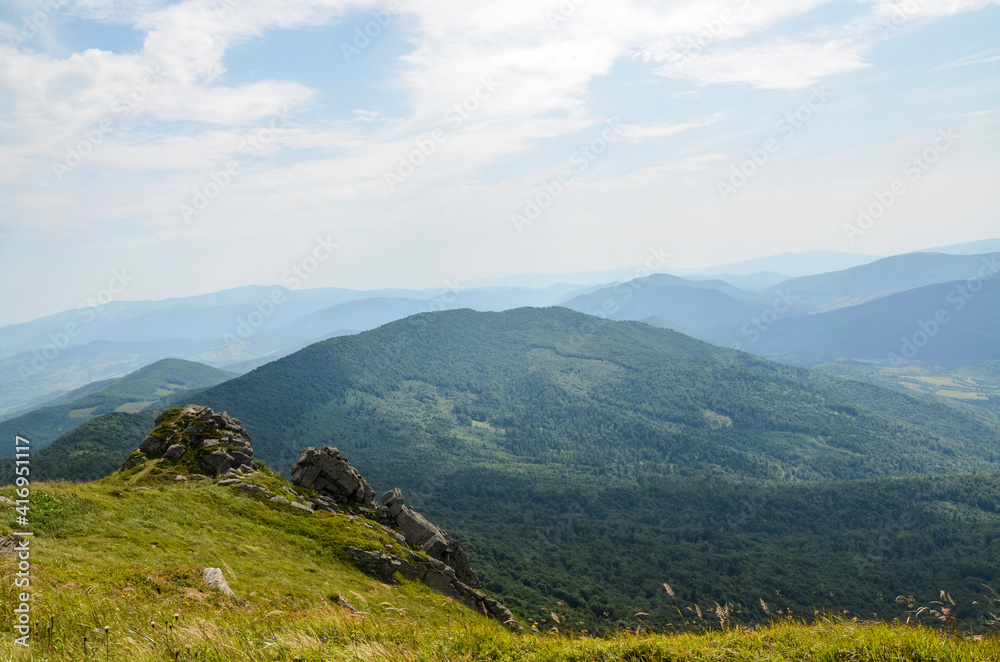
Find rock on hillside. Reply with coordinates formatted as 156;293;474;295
121;405;254;476
291;446;516;626
118;407;518;629
289;446;376;508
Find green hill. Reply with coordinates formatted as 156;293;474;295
0;359;236;457
191;307;1000;480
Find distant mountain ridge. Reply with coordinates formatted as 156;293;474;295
713;277;1000;362
4;243;999;417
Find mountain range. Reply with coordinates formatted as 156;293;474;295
4;242;999;420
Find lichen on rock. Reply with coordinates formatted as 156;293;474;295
120;405;254;477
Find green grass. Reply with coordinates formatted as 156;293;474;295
0;474;997;661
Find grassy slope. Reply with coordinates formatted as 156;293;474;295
0;469;496;661
1;475;997;661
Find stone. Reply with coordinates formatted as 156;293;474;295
218;479;241;486
381;488;480;588
121;454;146;471
289;501;313;514
346;547;402;583
236;484;268;495
119;405;256;477
309;495;341;513
163;444;186;460
138;435;169;455
269;495;289;504
290;446;377;508
202;567;234;596
0;496;15;505
175;475;187;482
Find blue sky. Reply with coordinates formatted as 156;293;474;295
0;0;998;325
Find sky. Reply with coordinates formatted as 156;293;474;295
0;0;998;326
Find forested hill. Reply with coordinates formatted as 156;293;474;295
189;306;1000;482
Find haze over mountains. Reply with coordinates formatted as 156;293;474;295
2;241;998;424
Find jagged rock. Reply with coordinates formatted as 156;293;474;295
337;595;356;612
289;446;376;508
202;568;234;596
287;445;517;629
269;495;289;504
309;496;341;513
120;405;255;477
346;547;403;582
289;501;313;514
175;475;187;482
381;488;480;588
163;444;186;460
218;479;241;486
345;543;518;630
237;484;268;495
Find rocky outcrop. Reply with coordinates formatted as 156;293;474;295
291;446;517;629
121;405;254;476
382;488;479;588
290;446;376;508
346;546;517;628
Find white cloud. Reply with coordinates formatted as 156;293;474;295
653;39;871;89
618;114;726;142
